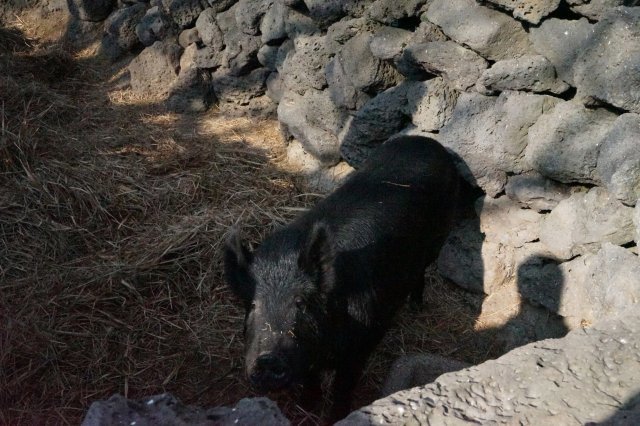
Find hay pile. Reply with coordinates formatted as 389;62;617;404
0;13;490;426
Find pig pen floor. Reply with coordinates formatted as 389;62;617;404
1;12;509;425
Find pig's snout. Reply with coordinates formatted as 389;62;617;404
249;353;291;391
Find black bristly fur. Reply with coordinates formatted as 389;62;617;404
298;222;336;294
224;136;461;421
223;230;255;308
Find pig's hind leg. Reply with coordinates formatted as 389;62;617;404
409;246;443;309
409;275;427;308
299;371;323;412
329;360;364;422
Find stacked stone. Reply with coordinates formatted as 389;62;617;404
77;0;640;337
339;309;640;425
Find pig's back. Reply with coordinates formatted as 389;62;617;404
311;136;459;253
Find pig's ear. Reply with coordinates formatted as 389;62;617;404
299;222;336;293
224;230;255;305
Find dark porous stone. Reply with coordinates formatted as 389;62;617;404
196;8;224;50
68;0;115;22
82;393;290;426
161;0;206;29
339;83;410;167
325;57;371;110
136;6;175;47
338;32;403;93
402;41;488;91
235;0;274;36
178;27;201;48
101;3;147;61
129;40;182;95
574;7;640;114
168;67;216;113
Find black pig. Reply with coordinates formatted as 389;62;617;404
224;136;460;419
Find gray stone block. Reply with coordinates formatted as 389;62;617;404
597;113;640;206
304;88;349;136
101;3;146;61
529;17;595;86
381;354;470;397
205;0;238;13
213;67;270;108
409;20;448;45
257;44;279;70
402;41;488;91
280;35;331;94
477;195;544;249
505;172;572;212
260;1;287;44
440;218;557;297
574;7;640;114
274;39;294;72
425;0;534;61
215;4;262;76
402;77;458;132
265;71;284;102
369;26;413;60
195;8;224;50
303;0;346;27
167;67;216;113
540;187;636;260
338;32;403;93
178;27;201;48
161;0;205;29
341;0;380;18
82;393;290;426
635;202;640;246
477;278;568;351
214;2;237;33
325;57;371;111
365;0;429;25
278;89;343;166
235;0;273;36
180;40;224;70
338;83;410;167
285;140;354;192
525;101;617;185
437;218;485;294
69;0;115;22
567;0;632;21
477;55;569;95
523;243;640;328
129;40;182;95
284;7;320;37
325;17;380;55
483;0;560;25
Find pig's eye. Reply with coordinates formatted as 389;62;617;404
294;296;305;309
250;301;256;310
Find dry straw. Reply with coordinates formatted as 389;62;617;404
1;11;490;425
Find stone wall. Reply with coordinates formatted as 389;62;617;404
82;394;291;426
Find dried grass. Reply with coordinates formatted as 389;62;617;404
1;12;495;426
0;16;314;425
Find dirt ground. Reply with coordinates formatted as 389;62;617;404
0;11;508;425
